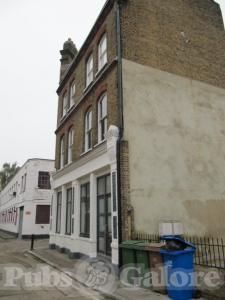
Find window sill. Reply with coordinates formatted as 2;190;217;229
95;63;108;78
59;105;75;123
94;139;106;148
83;81;94;94
79;234;90;240
67;104;75;113
60;114;67;122
80;148;93;157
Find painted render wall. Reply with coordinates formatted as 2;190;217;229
0;159;54;236
122;59;225;237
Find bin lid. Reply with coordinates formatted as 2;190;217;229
148;242;165;252
161;236;196;249
119;240;145;249
160;247;195;255
133;242;151;250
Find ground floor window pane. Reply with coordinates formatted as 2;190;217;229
35;205;50;224
80;183;90;237
56;192;62;233
66;188;72;235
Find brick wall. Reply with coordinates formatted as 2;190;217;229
55;67;119;169
55;5;119;170
120;140;134;241
121;0;225;89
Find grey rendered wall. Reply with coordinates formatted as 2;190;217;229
123;59;225;237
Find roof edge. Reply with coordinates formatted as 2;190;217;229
57;0;115;95
0;158;54;194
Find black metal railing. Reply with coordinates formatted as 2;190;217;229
134;232;161;243
134;232;225;269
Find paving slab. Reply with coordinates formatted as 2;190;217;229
28;247;207;300
0;238;98;300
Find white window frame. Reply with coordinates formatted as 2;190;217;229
60;137;65;169
20;176;24;193
85;109;92;152
65;188;72;235
23;174;26;192
98;34;107;71
62;93;68;117
68;128;74;164
86;54;93;87
69;82;76;109
98;93;107;143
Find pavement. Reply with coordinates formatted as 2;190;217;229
0;231;219;300
27;247;170;300
27;241;202;300
0;234;100;299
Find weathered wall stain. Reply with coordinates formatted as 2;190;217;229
183;199;225;236
123;59;225;237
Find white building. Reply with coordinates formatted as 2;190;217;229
50;127;119;263
0;159;54;238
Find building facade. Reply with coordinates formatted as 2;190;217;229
0;159;54;238
50;0;225;265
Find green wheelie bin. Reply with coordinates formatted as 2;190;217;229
120;241;150;287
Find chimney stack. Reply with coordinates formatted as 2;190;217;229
60;38;78;81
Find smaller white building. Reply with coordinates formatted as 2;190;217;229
0;159;55;238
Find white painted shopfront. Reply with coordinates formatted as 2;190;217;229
50;126;119;265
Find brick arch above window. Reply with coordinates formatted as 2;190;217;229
85;46;94;62
95;84;107;101
96;24;107;45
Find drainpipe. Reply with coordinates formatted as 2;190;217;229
115;0;124;268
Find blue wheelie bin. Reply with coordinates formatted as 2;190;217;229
160;236;196;300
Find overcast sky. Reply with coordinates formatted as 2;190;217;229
0;0;224;168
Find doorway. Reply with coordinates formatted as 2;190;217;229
97;174;112;257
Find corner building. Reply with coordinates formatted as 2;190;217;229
0;159;54;238
50;0;225;265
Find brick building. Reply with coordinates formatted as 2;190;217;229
50;0;225;265
0;159;54;238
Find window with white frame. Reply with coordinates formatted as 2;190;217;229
60;136;65;169
98;93;107;142
65;188;72;235
85;109;92;151
69;82;76;109
20;174;26;193
56;191;62;233
68;127;74;163
98;34;107;71
62;93;68;117
86;54;93;87
38;172;51;189
20;176;24;193
80;183;90;237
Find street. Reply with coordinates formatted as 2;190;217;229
0;234;210;300
0;235;173;300
0;236;101;300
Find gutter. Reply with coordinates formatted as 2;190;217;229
115;0;124;268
